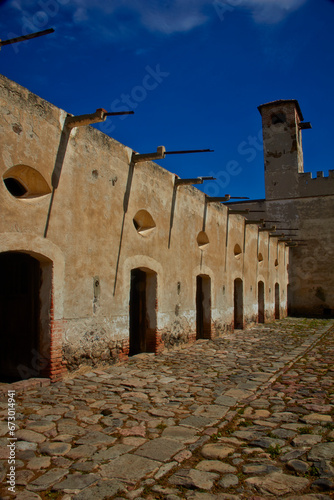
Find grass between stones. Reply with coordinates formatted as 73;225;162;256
267;444;281;459
42;491;62;499
298;426;314;434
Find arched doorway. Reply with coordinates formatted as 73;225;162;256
258;281;265;323
129;268;157;356
234;278;243;329
0;252;46;382
196;275;211;339
275;283;280;319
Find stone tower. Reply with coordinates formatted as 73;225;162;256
258;99;310;200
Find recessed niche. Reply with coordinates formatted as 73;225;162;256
234;244;242;258
3;165;51;199
258;253;264;263
197;231;209;249
275;259;279;267
133;210;156;237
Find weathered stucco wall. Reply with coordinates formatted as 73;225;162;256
0;74;289;379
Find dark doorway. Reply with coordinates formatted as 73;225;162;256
234;278;243;329
129;268;157;356
0;252;41;382
258;281;265;323
196;275;211;339
275;283;280;319
287;284;292;316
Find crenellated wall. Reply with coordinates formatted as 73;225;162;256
297;170;334;197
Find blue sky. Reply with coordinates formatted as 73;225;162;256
1;0;334;199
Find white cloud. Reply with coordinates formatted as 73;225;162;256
139;9;208;35
3;0;309;39
66;0;209;34
238;0;308;23
71;0;308;32
73;7;89;24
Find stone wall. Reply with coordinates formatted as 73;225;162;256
229;99;334;317
0;74;289;378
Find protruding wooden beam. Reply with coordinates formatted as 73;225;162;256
259;226;276;232
132;146;166;164
66;108;107;129
175;176;215;186
228;209;249;215
0;28;54;48
245;219;264;225
205;195;230;203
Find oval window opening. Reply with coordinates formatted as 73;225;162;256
133;210;156;237
3;165;51;199
234;244;242;258
4;177;28;197
197;231;209;249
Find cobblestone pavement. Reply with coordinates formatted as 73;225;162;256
1;318;334;500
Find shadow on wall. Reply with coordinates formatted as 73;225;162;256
44;121;71;238
113;161;136;296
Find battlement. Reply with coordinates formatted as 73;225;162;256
298;169;334;197
300;170;334;180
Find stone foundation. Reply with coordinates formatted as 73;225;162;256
63;335;129;372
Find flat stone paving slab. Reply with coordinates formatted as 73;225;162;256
26;456;51;470
196;460;237;474
25;420;56;433
16;429;46;444
161;425;199;443
168;469;219;490
26;468;69;491
214;395;237;406
66;444;97;459
39;442;71;456
53;472;100;491
71;479;126;500
194;404;229;418
201;443;235;460
99;453;160;483
92;443;135;461
134;437;185;462
223;388;253;400
308;443;334;461
245;471;310;496
75;431;116;446
179;415;216;429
